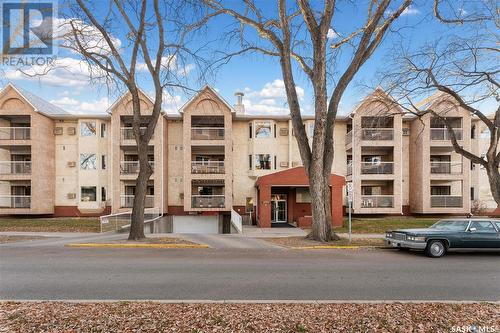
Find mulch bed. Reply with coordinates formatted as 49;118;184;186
96;237;198;245
263;236;384;248
0;302;498;332
0;235;52;244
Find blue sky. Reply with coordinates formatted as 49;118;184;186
0;0;492;116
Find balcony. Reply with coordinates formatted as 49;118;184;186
120;195;154;208
120;161;154;174
191;161;225;174
346;162;352;176
361;162;394;174
345;131;352;145
430;161;463;174
120;127;150;141
430;195;463;208
430;128;463;141
0;127;31;140
191;128;224;140
0;161;31;175
191;195;225;208
0;195;31;208
361;128;394;141
361;195;394;208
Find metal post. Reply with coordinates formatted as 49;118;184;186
348;198;352;243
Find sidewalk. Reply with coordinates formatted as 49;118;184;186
242;226;384;239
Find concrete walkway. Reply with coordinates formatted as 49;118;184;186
174;233;283;250
242;226;384;239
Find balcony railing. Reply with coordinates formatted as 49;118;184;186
191;127;225;140
120;195;154;208
431;195;463;208
430;128;463;141
120;127;149;141
0;127;31;140
120;161;154;174
0;161;32;174
191;195;225;208
0;195;31;208
191;161;225;174
361;128;394;141
361;162;394;174
346;162;352;176
361;195;394;208
345;131;352;145
430;161;463;174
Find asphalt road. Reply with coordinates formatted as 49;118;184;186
1;245;499;301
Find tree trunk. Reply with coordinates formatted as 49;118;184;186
128;141;153;240
486;164;500;210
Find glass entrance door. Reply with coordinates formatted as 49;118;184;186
271;194;287;223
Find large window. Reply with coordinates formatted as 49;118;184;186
255;154;271;170
81;186;96;201
80;153;97;170
80;121;96;136
296;188;311;203
255;121;272;138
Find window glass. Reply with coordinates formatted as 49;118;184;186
255;154;271;170
81;186;96;201
495;222;500;231
470;221;496;232
80;121;96;136
101;155;106;170
430;220;469;231
255;121;271;138
245;197;254;213
80;153;97;170
296;188;312;203
100;123;106;138
101;187;106;201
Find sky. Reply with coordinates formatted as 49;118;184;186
0;0;494;117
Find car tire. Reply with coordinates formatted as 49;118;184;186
425;240;446;258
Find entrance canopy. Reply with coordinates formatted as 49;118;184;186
255;167;345;228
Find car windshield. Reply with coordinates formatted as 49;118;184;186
429;220;469;231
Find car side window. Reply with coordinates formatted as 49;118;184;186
469;221;496;232
495;222;500;231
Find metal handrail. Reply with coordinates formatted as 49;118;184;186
430;195;463;208
191;195;225;208
360;162;394;174
191;127;225;140
191;161;225;174
0;127;31;140
0;161;32;174
120;161;154;174
360;195;394;208
0;195;31;208
120;195;155;208
430;161;463;174
361;128;394;140
430;128;463;140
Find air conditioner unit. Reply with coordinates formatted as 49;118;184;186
280;161;289;167
279;128;289;136
291;161;300;167
67;161;76;167
54;127;63;135
67;193;76;199
402;128;410;136
67;127;76;135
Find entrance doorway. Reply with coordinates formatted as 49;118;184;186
271;194;287;224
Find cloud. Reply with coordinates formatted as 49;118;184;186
162;90;183;113
386;5;420;16
50;96;110;115
327;28;339;39
137;55;194;77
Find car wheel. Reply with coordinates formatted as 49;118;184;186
425;240;446;258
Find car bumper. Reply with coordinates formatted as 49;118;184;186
385;238;427;250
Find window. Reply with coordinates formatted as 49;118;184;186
255;154;271;170
469;221;496;232
296;188;312;203
101;155;106;170
101;187;106;201
81;186;96;201
249;122;252;138
80;154;97;170
471;125;475;139
431;186;450;196
255;121;272;138
470;187;475;201
80;121;96;136
248;155;252;170
274;156;277;170
430;220;469;231
100;123;106;138
245;197;254;213
273;124;277;138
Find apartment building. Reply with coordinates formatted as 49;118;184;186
0;83;496;233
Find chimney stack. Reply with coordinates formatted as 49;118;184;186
234;91;245;114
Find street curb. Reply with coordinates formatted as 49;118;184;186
291;245;361;249
65;243;210;249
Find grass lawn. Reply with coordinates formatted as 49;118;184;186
0;217;100;233
334;216;439;234
264;236;384;248
0;235;53;244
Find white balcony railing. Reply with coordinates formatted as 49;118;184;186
361;128;394;141
346;162;352;176
191;127;225;140
120;127;150;141
345;131;352;145
191;195;225;208
0;127;31;140
361;195;394;208
431;195;463;208
430;161;463;174
0;161;32;174
120;195;155;208
430;128;463;141
0;195;31;208
191;161;225;174
361;162;394;174
120;161;154;174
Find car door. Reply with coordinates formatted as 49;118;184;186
465;220;499;248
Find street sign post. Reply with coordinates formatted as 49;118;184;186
347;182;353;243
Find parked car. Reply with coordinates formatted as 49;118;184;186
385;218;500;258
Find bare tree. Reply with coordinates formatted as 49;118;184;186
201;0;412;241
62;0;205;239
382;0;500;209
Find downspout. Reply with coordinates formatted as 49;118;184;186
400;122;403;215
